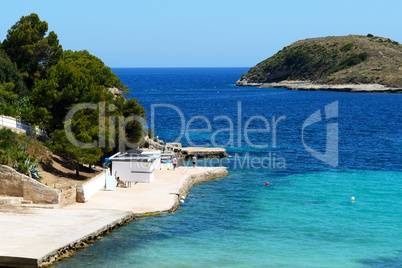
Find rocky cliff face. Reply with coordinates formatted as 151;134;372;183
237;35;402;89
142;136;164;150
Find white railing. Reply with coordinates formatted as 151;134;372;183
0;115;46;136
0;115;30;132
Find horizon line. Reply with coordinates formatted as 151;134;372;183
110;66;252;69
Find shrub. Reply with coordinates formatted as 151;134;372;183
340;43;354;52
0;127;50;178
29;164;41;180
367;33;374;37
14;161;29;176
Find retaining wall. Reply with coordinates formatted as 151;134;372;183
0;164;60;204
76;170;108;203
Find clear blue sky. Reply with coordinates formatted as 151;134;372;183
1;0;401;67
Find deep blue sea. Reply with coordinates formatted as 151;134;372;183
55;68;402;267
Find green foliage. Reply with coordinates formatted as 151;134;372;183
11;96;35;121
340;43;354;52
120;98;146;117
0;128;50;179
0;93;51;130
62;50;127;92
367;33;374;37
240;35;402;87
51;129;102;176
284;50;312;71
31;50;127;130
29;164;41;179
340;52;368;66
1;13;62;89
0;50;28;96
0;82;18;112
126;120;143;144
324;52;369;76
1;13;147;173
30;49;146;171
14;161;29;175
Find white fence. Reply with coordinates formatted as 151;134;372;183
0;115;30;133
0;115;46;136
80;170;107;202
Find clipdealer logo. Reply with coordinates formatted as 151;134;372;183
63;101;339;168
302;101;339;167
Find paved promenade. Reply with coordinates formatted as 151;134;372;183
0;166;227;267
66;167;228;214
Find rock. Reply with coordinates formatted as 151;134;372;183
142;140;228;160
181;147;228;159
142;136;164;150
108;87;123;96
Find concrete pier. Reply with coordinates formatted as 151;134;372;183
0;166;228;267
66;167;228;215
0;209;133;267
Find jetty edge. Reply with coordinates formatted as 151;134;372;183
168;166;228;214
0;208;134;268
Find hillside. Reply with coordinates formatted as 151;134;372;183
237;35;402;90
0;13;147;177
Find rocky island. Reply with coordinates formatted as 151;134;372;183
237;35;402;92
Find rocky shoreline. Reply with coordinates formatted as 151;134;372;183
236;80;402;93
143;138;229;160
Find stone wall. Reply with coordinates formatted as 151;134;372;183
0;164;60;204
60;186;77;207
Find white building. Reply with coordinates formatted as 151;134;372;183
109;149;161;183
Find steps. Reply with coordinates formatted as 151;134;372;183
0;196;23;205
20;204;60;209
0;196;58;209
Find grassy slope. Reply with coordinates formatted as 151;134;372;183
240;35;402;88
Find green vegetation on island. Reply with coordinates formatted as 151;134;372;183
0;13;146;177
238;35;402;88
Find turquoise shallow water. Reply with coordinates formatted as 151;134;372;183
54;68;401;267
55;170;402;267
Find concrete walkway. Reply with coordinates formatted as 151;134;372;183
0;166;227;267
0;208;133;267
66;166;228;214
